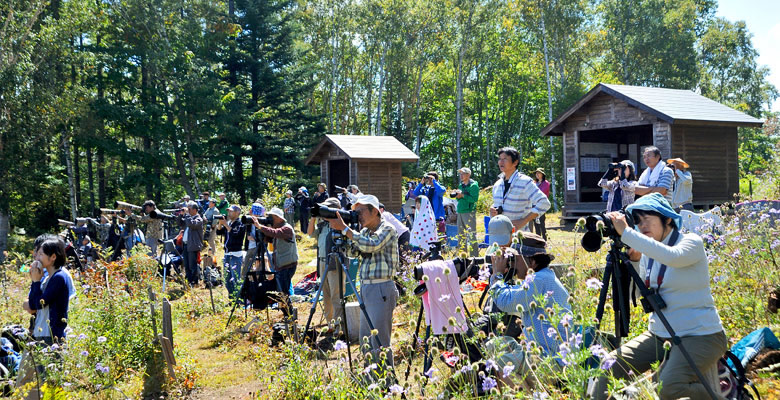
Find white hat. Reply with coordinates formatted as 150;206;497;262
267;207;285;219
354;194;380;210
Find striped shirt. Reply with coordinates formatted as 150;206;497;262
347;220;399;281
655;167;675;204
492;170;551;226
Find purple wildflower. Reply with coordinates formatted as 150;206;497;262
586;278;603;290
502;364;514;378
482;377;497;392
333;340;347;351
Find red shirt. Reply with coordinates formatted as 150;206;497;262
537;180;550;197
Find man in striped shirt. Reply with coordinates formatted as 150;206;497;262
326;194;399;367
490;147;551;231
635;146;674;205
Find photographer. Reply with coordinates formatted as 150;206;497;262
179;201;205;287
203;199;220;257
307;198;345;332
295;187;311;234
490;147;551;231
313;182;329;205
118;205;140;256
284;191;295;225
667;158;693;212
326;194;399;367
254;207;299;310
598;160;638;212
591;193;726;400
635;146;674;204
453;167;480;256
217;205;246;300
199;191;211;213
25;237;71;344
413;172;446;226
139;200;164;257
241;203;265;278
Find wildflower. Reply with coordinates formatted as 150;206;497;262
533;391;550;400
445;355;459;365
97;336;107;343
448;317;457;326
438;294;451;302
367;383;379;391
424;367;438;379
460;364;473;374
478;267;490;281
663;341;672;351
570;333;583;347
370;329;379;336
485;359;498;371
561;313;573;327
50;344;59;351
422;274;429;282
482;377;497;392
547;327;557;338
388;384;405;395
443;267;451;275
731;249;741;258
586;278;603;290
333;340;347;351
363;363;377;374
502;364;515;378
80;350;88;357
434;277;442;283
544;290;554;300
601;357;616;370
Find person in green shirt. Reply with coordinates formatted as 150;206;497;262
216;192;230;215
453;167;480;256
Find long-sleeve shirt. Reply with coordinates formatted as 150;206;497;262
139;212;164;241
258;224;297;271
598;178;638;211
413;181;447;220
456;179;480;214
382;211;408;238
621;227;723;338
29;269;70;340
491;170;551;226
490;267;571;357
670;170;693;208
347;220;399;281
284;197;295;214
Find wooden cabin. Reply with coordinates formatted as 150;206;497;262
541;83;763;219
304;134;419;212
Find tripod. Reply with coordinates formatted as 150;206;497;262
226;227;269;328
594;238;719;400
301;237;382;371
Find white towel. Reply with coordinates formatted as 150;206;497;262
410;195;437;251
638;160;667;187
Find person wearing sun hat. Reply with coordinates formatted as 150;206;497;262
252;206;299;314
589;193;726;400
307;197;346;330
667;158;694;212
325;193;399;367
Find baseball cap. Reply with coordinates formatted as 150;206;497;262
458;167;472;175
251;203;265;216
488;215;514;246
228;205;241;213
354;194;380;210
319;198;341;209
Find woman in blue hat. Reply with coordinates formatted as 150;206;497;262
591;193;726;400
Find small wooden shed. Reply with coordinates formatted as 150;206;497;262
304;134;419;212
541;83;763;219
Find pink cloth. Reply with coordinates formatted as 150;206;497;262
420;260;468;335
537;180;550;197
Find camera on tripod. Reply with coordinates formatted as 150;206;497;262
580;211;635;252
149;209;176;221
240;215;273;226
311;202;358;224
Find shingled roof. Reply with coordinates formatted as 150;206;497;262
541;83;764;136
305;134;420;164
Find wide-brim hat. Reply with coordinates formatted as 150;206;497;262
319;198;341;209
267;207;285;219
515;232;555;261
667;158;689;169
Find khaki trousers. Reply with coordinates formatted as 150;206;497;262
456;211;479;257
592;330;727;400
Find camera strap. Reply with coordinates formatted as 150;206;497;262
644;229;681;288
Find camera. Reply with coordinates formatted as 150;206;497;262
334;185;348;194
311;202;358;224
213;215;225;220
241;215;274;226
496;206;504;215
449;190;459;198
608;162;626;170
580;211;635;252
640;288;667;313
149;209;176;221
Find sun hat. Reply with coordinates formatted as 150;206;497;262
267;207;284;219
666;158;689;169
488;215;514;246
626;192;682;229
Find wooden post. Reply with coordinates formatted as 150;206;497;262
162;299;173;348
148;286;158;338
158;334;176;380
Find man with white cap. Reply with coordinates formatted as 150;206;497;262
307;197;345;334
253;207;298;315
325;194;399;367
453;167;480;256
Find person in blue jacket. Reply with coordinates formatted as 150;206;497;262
413;171;446;226
27;237;71;344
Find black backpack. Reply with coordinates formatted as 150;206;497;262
719;351;761;400
240;270;279;310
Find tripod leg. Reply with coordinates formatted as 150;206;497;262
404;302;425;383
594;262;613;331
302;257;333;345
338;255;382;350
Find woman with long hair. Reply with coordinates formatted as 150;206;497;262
598;160;638;212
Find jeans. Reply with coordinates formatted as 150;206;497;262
275;265;297;295
124;235;134;256
223;254;244;299
182;250;200;285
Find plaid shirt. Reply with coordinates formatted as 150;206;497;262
347;220;399;281
492;170;551;224
139;213;164;241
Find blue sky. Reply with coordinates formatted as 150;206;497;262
716;0;780;112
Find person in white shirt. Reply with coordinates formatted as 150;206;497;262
591;193;726;400
667;157;693;212
378;203;410;254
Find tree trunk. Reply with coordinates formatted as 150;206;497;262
374;44;387;136
86;146;95;217
0;210;9;264
455;9;474;170
540;7;558;211
233;152;245;204
73;141;81;206
97;147;106;208
63;136;79;220
414;60;424;167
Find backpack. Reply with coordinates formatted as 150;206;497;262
719;351;761;400
202;266;223;288
241;270;279;310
